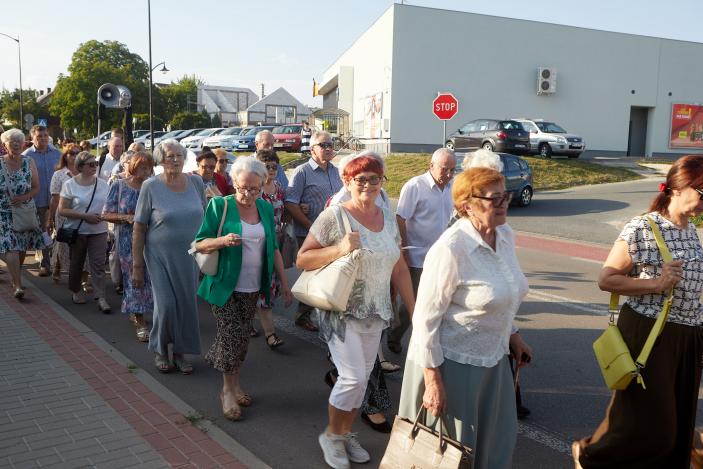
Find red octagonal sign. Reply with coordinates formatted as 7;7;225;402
433;93;458;120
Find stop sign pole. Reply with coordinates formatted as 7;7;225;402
433;92;459;145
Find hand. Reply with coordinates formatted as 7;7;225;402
658;259;684;292
509;333;533;369
422;370;447;417
123;214;134;225
9;196;24;206
300;203;310;214
84;213;102;224
132;265;144;288
338;232;361;256
220;233;241;248
281;286;293;307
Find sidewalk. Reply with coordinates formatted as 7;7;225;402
0;275;265;469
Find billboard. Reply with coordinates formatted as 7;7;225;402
363;92;383;139
670;103;703;149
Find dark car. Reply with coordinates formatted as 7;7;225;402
458;152;533;206
234;126;277;152
446;119;530;154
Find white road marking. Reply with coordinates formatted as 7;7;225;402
527;289;609;316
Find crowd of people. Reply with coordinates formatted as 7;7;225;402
1;122;702;469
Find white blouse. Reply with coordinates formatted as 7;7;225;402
407;218;528;369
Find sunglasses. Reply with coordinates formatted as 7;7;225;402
316;142;334;150
265;164;278;171
352;175;387;186
84;161;98;168
472;192;512;207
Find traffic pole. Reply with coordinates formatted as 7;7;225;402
443;120;446;146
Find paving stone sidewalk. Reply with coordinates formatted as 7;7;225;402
0;276;257;469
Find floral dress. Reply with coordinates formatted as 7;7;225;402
0;156;46;253
103;180;153;315
258;180;286;308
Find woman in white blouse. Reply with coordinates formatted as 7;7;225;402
397;166;532;469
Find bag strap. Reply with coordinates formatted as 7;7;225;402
216;198;228;237
338;206;353;235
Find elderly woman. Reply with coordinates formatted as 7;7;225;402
297;155;415;468
133;139;206;374
397;167;532;469
192;151;231;199
58;151;111;312
102;152;155;342
574;155;703;469
194;157;292;420
0;129;45;299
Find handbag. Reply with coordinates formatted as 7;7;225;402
0;156;39;232
281;223;297;269
291;207;362;312
190;197;228;276
55;178;99;245
380;408;473;469
592;216;674;390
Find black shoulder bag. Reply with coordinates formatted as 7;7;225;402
56;178;99;245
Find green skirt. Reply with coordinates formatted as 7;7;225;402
398;356;517;469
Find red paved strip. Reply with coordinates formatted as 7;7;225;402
515;232;611;263
1;284;247;469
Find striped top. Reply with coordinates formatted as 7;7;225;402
285;159;343;237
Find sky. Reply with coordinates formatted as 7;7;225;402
1;0;701;109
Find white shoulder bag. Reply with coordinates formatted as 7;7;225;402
189;198;228;276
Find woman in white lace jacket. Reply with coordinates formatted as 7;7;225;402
397;166;532;469
297;154;415;469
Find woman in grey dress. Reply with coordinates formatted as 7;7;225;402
133;139;206;374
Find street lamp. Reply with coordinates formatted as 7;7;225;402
0;32;23;127
152;61;169;74
147;1;170;151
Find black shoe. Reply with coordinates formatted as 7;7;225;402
387;341;402;354
361;412;392;433
517;404;531;420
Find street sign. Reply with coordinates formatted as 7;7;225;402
433;93;458;120
37;118;47;127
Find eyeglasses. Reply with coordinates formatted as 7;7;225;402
265;164;278;171
316;142;334;150
235;186;261;196
68;151;79;156
217;159;228;164
472;192;512;207
695;188;703;200
84;161;98;168
352;175;387;186
199;164;216;171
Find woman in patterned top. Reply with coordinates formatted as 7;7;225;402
574;155;703;469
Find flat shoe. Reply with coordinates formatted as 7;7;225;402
380;360;401;373
361;411;392;433
236;393;252;407
173;356;193;375
14;288;25;299
155;354;171;373
136;326;149;343
220;392;241;421
266;333;284;349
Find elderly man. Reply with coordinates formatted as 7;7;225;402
285;130;343;331
23;125;61;276
389;147;456;353
253;129;288;187
99;137;124;181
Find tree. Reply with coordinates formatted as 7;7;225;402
158;75;201;125
211;113;222;128
49;40;150;136
170;112;209;130
0;88;48;129
132;113;165;131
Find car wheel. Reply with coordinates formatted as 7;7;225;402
539;143;552;158
568;153;581;159
517;187;533;207
482;142;494;151
445;141;455;151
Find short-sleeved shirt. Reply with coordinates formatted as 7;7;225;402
285;159;343;237
59;178;109;235
620;212;703;326
99;154;119;181
23;145;61;208
396;172;454;268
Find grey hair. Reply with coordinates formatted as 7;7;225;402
0;128;25;145
338;150;385;175
254;129;273;143
229;156;268;184
153;138;186;165
310;130;331;147
431;147;455;164
74;151;96;169
128;141;144;152
463;149;504;172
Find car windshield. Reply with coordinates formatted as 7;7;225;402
160;130;182;138
520;122;539;132
499;121;523;130
536;122;567;133
273;125;301;134
196;129;215;136
220;127;242;135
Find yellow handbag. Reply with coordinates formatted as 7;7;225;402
593;216;674;391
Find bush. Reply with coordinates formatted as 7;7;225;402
133;113;164;131
170;112;209;130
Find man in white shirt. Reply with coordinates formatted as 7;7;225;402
389;147;456;353
99;137;123;181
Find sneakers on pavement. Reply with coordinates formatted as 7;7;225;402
318;432;350;469
97;298;112;314
72;291;87;304
343;432;370;464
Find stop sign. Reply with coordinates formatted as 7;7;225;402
433;93;458;120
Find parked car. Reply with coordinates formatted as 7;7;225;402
445;119;529;154
174;128;204;142
145;129;183;150
203;127;243;151
459;151;534;207
272;124;304;152
131;130;150;140
182;128;225;153
134;131;166;147
89;131;111;148
512;118;585;158
234;126;276;152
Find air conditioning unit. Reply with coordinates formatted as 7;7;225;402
537;67;557;95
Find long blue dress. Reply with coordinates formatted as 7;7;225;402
134;174;206;356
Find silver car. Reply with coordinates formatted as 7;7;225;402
514;118;585;158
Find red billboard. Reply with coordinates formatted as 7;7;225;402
670;103;703;149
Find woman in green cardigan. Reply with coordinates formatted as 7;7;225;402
194;157;292;421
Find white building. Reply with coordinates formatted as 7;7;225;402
238;87;311;126
197;85;258;126
319;4;703;156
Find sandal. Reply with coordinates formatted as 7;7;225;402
154;354;171;373
380;360;401;373
236;393;252;407
136;326;149;343
128;313;139;326
266;333;284;349
220;392;241;421
173;355;193;375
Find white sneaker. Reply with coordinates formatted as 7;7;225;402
318;432;350;469
72;291;86;304
97;297;112;313
343;432;370;464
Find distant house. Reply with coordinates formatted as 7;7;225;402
238;87;311;126
197;85;258;126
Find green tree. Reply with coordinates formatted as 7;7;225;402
170;111;209;130
49;40;150;135
211;113;222;128
159;75;201;124
132;113;164;131
0;88;48;129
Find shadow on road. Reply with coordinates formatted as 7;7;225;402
514;198;629;217
526;271;592;284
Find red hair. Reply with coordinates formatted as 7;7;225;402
649;155;703;216
342;155;384;179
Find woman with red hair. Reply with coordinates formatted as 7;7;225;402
297;155;415;469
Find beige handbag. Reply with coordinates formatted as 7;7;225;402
291;207;362;312
189;198;228;276
380;408;473;469
1;157;39;232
